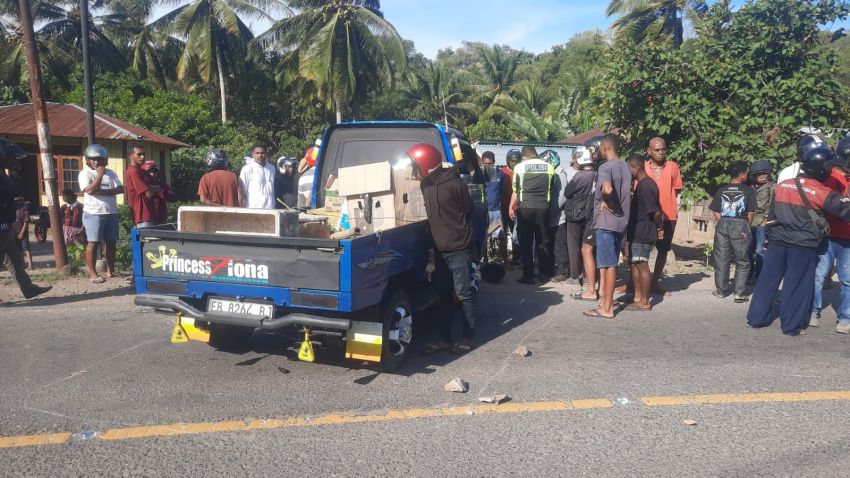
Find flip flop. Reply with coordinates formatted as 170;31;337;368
572;293;598;302
89;277;106;284
625;304;652;312
450;343;476;355
733;296;750;303
583;308;614;319
420;342;451;356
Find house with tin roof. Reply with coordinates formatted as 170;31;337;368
0;102;188;207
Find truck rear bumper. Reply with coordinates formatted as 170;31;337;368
134;295;351;331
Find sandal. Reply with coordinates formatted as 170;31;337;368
421;342;451;356
571;293;598;302
450;342;476;355
733;296;749;303
583;308;615;319
625;304;652;312
89;276;106;284
711;290;726;298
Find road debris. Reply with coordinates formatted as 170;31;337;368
444;378;468;393
514;345;531;357
478;394;508;404
71;431;97;441
683;419;698;426
614;397;631;405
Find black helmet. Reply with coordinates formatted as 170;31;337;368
540;149;561;168
797;135;827;161
800;146;835;182
204;149;228;171
835;135;850;168
277;156;297;172
584;136;605;160
749;160;772;176
506;149;521;163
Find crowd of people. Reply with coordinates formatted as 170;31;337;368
5;130;850;342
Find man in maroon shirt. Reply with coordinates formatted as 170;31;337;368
198;149;242;207
124;144;161;228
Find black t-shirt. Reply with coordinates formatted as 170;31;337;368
710;183;757;219
628;176;660;243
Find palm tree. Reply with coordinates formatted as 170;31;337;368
467;44;521;114
154;0;282;123
258;0;406;123
606;0;708;48
35;0;129;72
400;60;473;126
0;0;76;90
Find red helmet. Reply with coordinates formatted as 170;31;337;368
141;160;159;172
303;147;317;167
407;143;442;178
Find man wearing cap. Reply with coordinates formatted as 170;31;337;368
0;138;51;301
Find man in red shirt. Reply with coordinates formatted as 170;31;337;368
811;137;850;333
198;149;242;207
644;137;682;296
124;144;161;228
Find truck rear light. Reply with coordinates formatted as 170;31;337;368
291;292;339;309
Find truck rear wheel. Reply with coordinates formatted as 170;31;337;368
379;290;413;373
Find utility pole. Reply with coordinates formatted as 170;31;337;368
18;0;68;272
79;0;95;144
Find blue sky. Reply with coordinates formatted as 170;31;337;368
150;0;850;60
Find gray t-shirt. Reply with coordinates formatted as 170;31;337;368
592;158;632;233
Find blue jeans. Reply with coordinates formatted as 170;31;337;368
812;238;850;324
595;229;623;268
749;226;767;279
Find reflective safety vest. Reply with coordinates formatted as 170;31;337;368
512;158;555;209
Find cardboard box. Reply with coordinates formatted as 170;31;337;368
348;193;396;233
337;162;392;197
392;169;428;225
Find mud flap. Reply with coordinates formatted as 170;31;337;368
345;321;383;363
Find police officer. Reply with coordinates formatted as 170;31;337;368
509;146;556;284
747;147;850;336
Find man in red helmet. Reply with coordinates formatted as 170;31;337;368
405;142;478;355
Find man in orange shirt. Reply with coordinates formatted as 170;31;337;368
645;137;682;296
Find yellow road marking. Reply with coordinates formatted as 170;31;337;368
4;390;850;449
0;433;71;448
641;390;850;406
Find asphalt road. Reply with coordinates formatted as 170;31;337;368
1;268;850;477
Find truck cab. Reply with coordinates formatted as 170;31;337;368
132;121;484;371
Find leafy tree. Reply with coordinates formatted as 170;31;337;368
154;0;281;123
36;0;129;71
606;0;708;48
594;0;850;192
259;0;406;123
464;117;514;142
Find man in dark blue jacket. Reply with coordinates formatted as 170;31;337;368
748;147;850;335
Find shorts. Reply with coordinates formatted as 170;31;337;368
629;241;653;264
82;212;119;242
656;220;676;253
583;226;596;246
16;233;30;252
595;229;623;268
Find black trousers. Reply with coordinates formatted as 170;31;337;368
566;221;586;279
517;208;553;279
0;228;35;296
551;223;569;276
747;245;817;336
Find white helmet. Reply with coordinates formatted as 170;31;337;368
572;146;592;166
84;144;108;160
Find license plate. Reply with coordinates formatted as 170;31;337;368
207;298;274;318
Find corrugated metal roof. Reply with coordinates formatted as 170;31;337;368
559;128;622;145
0;103;189;147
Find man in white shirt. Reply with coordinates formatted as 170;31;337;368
239;143;276;209
78;144;124;283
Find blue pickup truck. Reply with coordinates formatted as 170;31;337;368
132;121;486;371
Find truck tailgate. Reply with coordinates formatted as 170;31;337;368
137;229;342;291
